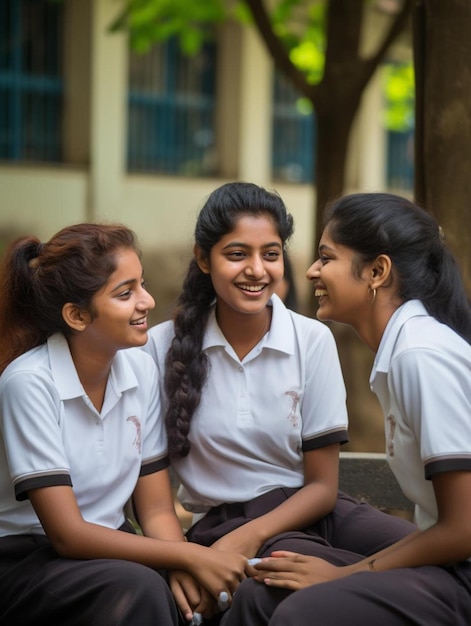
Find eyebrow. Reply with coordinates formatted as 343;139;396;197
109;276;140;293
222;241;283;250
318;244;335;254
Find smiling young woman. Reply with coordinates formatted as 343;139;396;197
0;223;250;626
250;192;471;626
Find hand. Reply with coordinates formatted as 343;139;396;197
186;545;248;605
169;571;218;622
252;551;342;590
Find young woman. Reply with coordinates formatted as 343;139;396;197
0;223;249;626
143;183;416;624
248;192;471;625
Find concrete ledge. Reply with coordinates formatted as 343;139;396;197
339;451;413;513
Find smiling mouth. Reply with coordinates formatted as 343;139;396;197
237;284;266;293
130;316;147;326
315;289;327;297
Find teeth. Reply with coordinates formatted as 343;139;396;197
315;289;327;297
239;285;264;292
131;317;146;325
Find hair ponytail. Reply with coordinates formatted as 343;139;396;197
324;192;471;343
0;223;138;374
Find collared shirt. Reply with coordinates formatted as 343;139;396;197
0;333;168;537
371;300;471;531
144;294;348;513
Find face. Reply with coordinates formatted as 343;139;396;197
83;247;155;353
306;227;371;328
198;214;284;318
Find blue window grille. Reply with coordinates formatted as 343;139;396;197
127;38;217;176
386;129;414;192
383;62;414;192
272;71;315;184
0;0;64;162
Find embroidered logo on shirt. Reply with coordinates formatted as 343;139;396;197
386;414;396;457
285;391;300;427
127;415;142;452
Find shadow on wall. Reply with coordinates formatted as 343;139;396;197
142;246;193;326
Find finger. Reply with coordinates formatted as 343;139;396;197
172;585;194;623
263;577;303;591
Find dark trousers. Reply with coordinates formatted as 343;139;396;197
209;491;471;626
0;532;180;626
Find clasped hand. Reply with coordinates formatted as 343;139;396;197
251;551;342;590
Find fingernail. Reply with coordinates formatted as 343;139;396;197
217;591;230;611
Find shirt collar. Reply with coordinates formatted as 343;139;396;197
371;299;429;378
48;333;139;400
202;293;295;356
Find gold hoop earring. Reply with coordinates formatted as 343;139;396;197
367;287;377;304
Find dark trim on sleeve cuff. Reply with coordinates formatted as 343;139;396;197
140;455;170;477
425;457;471;480
15;473;72;501
302;428;349;452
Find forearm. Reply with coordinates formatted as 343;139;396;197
243;482;336;545
53;517;199;569
344;523;471;576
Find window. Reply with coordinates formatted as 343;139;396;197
127;38;217;176
0;0;64;162
386;129;414;191
382;62;415;191
272;71;315;184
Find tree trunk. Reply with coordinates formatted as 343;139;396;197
413;0;471;292
314;102;359;254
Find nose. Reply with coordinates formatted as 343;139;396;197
138;286;156;311
306;258;321;281
245;255;266;279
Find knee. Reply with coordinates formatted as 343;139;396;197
232;578;261;611
99;561;177;625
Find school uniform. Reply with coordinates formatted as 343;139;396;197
239;300;471;626
0;333;179;625
145;294;348;513
146;295;417;625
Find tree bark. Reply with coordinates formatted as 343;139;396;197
413;0;471;292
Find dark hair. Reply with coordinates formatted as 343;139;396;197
164;182;295;459
0;223;139;373
323;192;471;342
281;250;299;311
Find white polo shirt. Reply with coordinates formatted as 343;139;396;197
144;294;348;513
370;300;471;531
0;333;168;537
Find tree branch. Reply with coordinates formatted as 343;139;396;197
244;0;316;100
368;0;414;70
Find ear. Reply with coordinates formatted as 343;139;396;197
62;303;91;332
194;244;210;274
370;254;393;288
